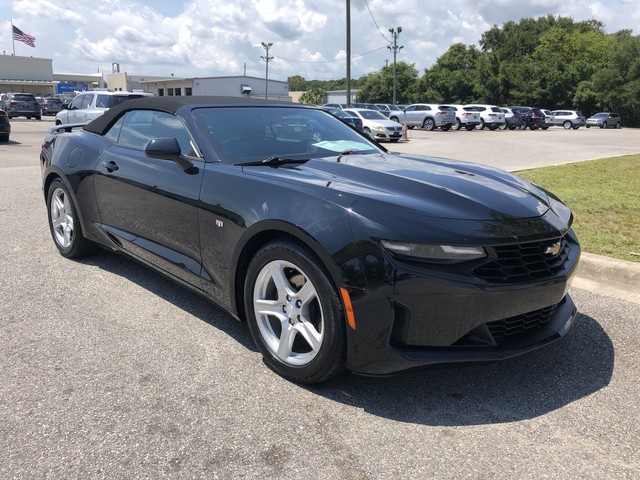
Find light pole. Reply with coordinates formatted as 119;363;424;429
388;27;403;105
261;42;273;99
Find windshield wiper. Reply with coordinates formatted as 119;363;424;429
236;157;309;167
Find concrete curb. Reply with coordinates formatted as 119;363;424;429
574;252;640;304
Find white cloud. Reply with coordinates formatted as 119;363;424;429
1;0;637;80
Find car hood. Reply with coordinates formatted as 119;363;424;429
243;153;551;221
364;119;401;127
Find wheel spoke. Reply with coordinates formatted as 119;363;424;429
254;298;287;319
276;324;296;360
267;263;295;299
295;321;322;352
296;280;316;307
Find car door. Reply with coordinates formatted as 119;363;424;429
92;109;206;288
66;94;93;123
404;105;423;126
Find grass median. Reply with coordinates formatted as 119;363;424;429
516;154;640;263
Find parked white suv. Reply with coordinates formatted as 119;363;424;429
389;104;455;131
463;105;506;130
440;105;481;131
55;90;154;125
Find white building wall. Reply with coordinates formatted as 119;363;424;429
192;76;290;101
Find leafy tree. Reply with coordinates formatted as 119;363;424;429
288;75;307;91
355;61;418;104
414;44;480;103
299;87;326;105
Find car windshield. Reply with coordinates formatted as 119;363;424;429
193;106;380;164
356;109;387;120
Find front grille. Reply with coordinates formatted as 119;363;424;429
473;237;570;283
487;304;557;342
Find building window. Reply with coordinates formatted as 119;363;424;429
168;88;174;96
175;88;181;96
185;87;192;96
158;88;164;96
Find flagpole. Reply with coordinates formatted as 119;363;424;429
11;21;15;55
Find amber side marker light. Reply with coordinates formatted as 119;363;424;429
339;287;356;330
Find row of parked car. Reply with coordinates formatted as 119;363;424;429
321;102;623;142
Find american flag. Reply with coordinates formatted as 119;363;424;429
12;25;36;48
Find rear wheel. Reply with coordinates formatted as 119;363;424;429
563;121;572;130
452;119;461;131
498;122;507;130
244;241;347;384
616;122;621;129
423;118;435;131
476;119;485;130
46;178;96;258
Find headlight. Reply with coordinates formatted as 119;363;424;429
381;240;486;261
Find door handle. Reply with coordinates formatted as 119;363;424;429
101;161;119;172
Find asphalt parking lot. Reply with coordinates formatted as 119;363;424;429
1;117;639;479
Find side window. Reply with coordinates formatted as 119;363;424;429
104;116;125;142
70;95;85;110
96;95;109;108
81;94;93;109
116;110;196;156
406;105;416;112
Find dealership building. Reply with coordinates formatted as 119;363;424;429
0;54;290;101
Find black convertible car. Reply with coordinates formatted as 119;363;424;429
40;96;580;384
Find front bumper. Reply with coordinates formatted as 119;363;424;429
344;232;580;375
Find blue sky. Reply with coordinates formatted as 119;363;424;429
1;0;637;81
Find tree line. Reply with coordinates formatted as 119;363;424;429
290;15;640;126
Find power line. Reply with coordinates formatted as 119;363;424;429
363;0;391;43
275;45;389;64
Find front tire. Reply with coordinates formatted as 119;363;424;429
46;178;96;258
244;241;347;384
563;121;572;130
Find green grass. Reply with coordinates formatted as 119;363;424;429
516;154;640;263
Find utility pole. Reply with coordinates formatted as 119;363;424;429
261;42;273;99
388;27;403;105
346;0;351;107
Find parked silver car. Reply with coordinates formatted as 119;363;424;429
55;90;154;125
549;110;586;129
586;112;622;129
388;103;455;131
0;92;41;120
342;108;404;142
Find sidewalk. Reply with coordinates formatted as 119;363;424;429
573;252;640;304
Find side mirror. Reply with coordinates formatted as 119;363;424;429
144;137;193;172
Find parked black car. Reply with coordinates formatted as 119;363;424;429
509;106;547;130
41;96;580;384
0;109;10;142
319;106;364;131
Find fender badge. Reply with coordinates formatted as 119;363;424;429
215;219;224;228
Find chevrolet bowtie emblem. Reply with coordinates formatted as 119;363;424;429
544;241;562;256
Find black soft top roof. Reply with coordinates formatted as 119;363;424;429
83;96;293;136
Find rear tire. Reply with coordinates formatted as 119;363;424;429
563;121;572;130
423;118;435;131
244;241;347;384
46;178;96;258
